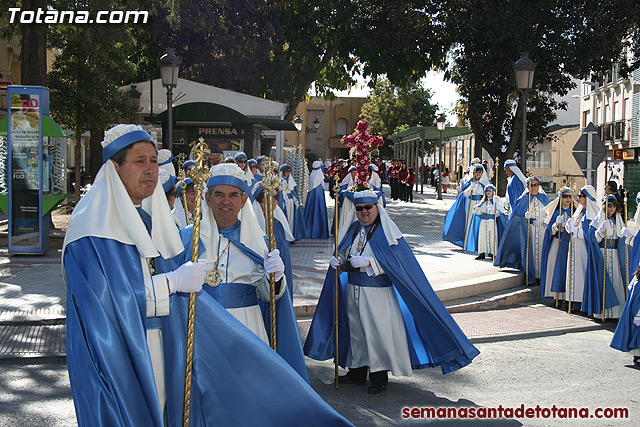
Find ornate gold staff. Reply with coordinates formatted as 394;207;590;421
260;157;280;350
333;173;340;389
175;153;191;226
182;141;211;427
568;182;575;314
494;157;499;259
625;189;629;299
555;194;563;308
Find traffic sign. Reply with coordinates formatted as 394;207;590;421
0;81;12;91
572;122;606;183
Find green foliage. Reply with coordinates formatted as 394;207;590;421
47;1;141;134
360;78;438;138
443;0;640;162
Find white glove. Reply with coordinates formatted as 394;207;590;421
565;218;578;234
634;315;640;327
555;215;566;226
264;249;285;282
597;220;611;235
349;256;370;269
330;256;342;269
524;211;535;219
534;217;545;226
165;260;207;294
294;199;300;208
620;227;634;239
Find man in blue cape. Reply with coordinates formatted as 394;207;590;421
304;190;479;394
64;125;352;426
180;163;308;381
503;159;526;214
304;160;330;238
279;163;307;240
494;176;551;284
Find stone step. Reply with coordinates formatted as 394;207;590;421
444;285;540;313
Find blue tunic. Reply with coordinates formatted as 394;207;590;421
304;184;329;239
493;191;551;284
442;180;483;248
506;176;526;213
610;280;640;353
304;221;480;375
540;207;572;298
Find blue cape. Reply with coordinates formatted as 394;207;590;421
304;184;329;239
304;221;480;375
442;180;473;247
464;200;507;254
278;178;307;241
65;237;350;426
582;219;623;316
493;191;551;284
610;279;640;353
180;225;309;382
506;176;525;213
539;207;572;298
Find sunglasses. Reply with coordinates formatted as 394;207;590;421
530;183;539;187
355;204;375;212
578;194;585;198
607;204;616;209
237;160;247;164
562;194;571;199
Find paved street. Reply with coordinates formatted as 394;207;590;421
0;184;637;425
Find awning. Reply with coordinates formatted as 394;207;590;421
145;102;296;131
0;114;68;137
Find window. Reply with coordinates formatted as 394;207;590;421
336;118;348;136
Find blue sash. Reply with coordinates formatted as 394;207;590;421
209;282;257;309
470;195;483;201
146;317;161;330
475;213;495;221
347;271;392;287
599;238;619;249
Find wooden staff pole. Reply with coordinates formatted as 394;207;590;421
333;174;341;389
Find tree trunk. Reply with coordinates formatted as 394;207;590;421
74;128;81;205
20;0;48;86
89;126;104;182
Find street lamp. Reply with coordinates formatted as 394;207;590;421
514;52;536;172
159;48;181;152
436;114;446;200
127;84;141;124
294;115;303;148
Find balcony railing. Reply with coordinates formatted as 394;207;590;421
596;120;629;143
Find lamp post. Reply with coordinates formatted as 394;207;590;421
294;115;303;150
514;52;536;172
436;114;446;200
159;48;181;152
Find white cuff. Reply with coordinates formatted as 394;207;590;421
145;275;170;318
364;256;384;277
256;275;287;303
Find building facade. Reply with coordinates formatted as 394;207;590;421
285;96;368;160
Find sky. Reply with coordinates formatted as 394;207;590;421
332;70;462;125
330;71;581;128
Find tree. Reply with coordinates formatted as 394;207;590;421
152;0;448;120
442;0;640;193
360;78;439;138
47;1;139;203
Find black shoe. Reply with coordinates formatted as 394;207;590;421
367;383;387;394
337;367;367;385
475;253;485;260
634;356;640;367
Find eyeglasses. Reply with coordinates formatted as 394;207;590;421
530;183;539;187
561;194;571;199
355;204;375;212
